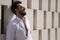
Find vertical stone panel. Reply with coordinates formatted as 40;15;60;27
37;10;44;30
42;0;48;11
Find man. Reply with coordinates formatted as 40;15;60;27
6;1;32;40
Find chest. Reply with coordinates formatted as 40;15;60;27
15;21;30;36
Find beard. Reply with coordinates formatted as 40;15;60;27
20;12;26;16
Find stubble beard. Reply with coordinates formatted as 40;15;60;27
19;12;26;17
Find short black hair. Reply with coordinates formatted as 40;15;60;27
11;1;22;14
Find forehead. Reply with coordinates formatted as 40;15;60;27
17;4;24;7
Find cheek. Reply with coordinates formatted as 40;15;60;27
18;8;23;13
19;9;23;12
18;9;21;13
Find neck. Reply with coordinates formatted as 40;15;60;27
16;13;24;20
18;15;24;20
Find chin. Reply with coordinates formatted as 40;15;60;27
22;12;26;16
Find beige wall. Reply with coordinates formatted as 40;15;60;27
0;0;60;40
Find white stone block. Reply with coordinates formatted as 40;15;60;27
32;30;39;40
54;12;59;28
51;0;56;11
57;0;60;12
50;29;55;40
31;0;39;9
57;28;60;40
42;29;48;40
37;10;44;30
0;0;11;5
25;9;33;30
42;0;48;11
46;12;52;29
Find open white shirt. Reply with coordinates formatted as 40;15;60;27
6;16;32;40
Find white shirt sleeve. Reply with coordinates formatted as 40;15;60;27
6;23;16;40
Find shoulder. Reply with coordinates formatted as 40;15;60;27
7;17;18;29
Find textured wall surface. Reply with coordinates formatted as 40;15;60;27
0;0;60;40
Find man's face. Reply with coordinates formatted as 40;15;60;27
17;4;26;16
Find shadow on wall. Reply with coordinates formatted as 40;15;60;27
0;6;15;34
4;6;15;33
